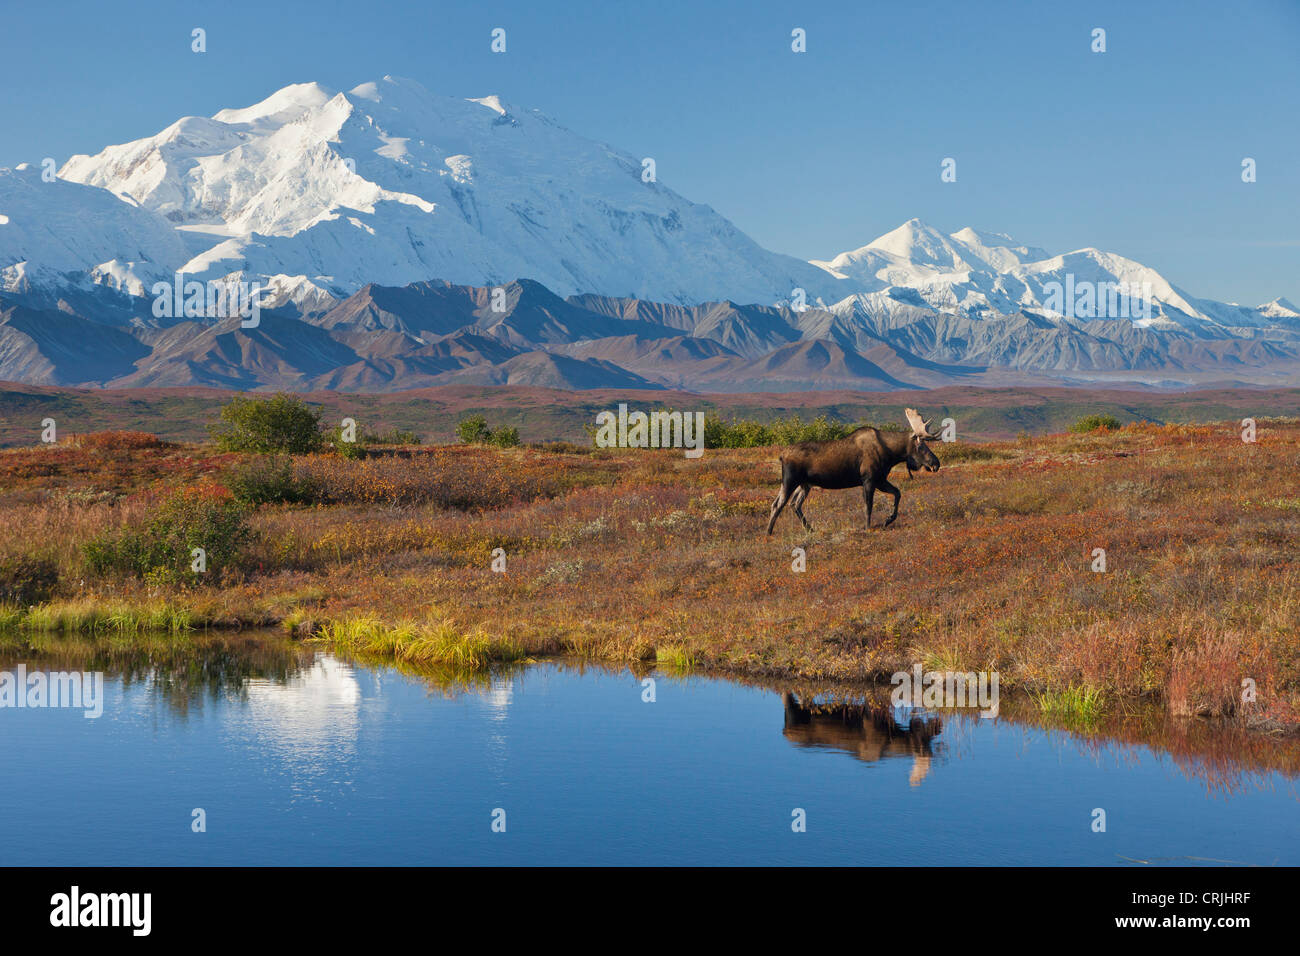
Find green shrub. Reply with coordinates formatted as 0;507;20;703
701;414;869;448
489;426;520;448
322;425;365;460
226;456;318;505
530;441;592;455
1069;414;1122;433
337;439;366;460
0;555;59;605
935;442;1013;464
366;427;420;446
209;394;323;453
456;415;492;444
457;415;519;447
703;416;771;448
581;412;870;450
323;424;421;459
84;485;251;584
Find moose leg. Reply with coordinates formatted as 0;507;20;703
862;481;876;528
791;484;813;531
766;481;793;535
879;479;902;527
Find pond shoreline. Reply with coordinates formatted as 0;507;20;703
4;613;1297;747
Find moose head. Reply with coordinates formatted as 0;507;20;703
904;408;941;473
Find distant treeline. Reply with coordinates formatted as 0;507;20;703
8;385;1300;448
701;414;895;448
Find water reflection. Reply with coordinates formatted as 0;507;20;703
0;631;316;716
2;630;1296;796
781;692;945;786
241;655;361;756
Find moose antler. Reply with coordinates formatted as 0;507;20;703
904;408;938;439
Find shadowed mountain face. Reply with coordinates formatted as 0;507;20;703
1;274;1299;392
0;300;149;385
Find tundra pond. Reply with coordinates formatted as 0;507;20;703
1;641;1296;866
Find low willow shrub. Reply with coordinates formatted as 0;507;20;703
1070;414;1122;433
0;555;59;605
83;485;251;585
227;455;319;505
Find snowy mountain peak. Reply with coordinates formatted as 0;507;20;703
46;76;842;306
1259;296;1300;318
949;226;1050;270
865;218;970;271
810;219;1298;330
212;81;336;128
468;95;509;116
951;226;998;244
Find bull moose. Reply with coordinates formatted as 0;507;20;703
766;408;941;534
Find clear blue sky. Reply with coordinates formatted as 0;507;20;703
2;0;1297;305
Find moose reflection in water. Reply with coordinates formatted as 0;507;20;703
782;692;945;786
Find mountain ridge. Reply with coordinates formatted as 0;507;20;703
2;274;1298;392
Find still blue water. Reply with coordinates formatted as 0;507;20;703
1;654;1296;865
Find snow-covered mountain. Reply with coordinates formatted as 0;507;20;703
0;163;190;295
50;76;843;307
1;76;1297;392
810;218;1285;333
